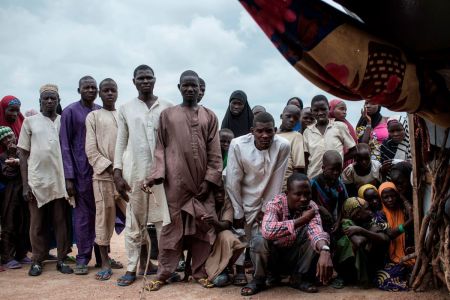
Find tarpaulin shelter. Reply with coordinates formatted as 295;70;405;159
239;0;450;291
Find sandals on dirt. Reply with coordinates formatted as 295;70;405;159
233;272;248;286
145;280;165;291
5;259;21;269
241;279;266;296
74;264;88;275
109;258;123;269
290;280;318;293
197;278;214;288
117;273;136;286
95;268;112;281
212;273;232;287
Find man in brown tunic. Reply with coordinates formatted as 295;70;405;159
142;70;222;291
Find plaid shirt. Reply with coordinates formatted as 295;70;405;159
262;193;329;250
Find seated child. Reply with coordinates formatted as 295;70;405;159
335;197;389;286
204;183;247;287
375;182;414;292
342;143;382;196
0;127;31;270
358;184;384;223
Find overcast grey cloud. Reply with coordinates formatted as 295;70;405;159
0;0;399;126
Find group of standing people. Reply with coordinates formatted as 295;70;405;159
0;64;415;295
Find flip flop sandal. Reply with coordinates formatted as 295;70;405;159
74;264;88;275
145;280;165;291
5;259;21;269
212;273;231;287
233;273;248;286
138;266;158;276
241;280;266;296
95;269;113;281
109;258;123;269
117;273;136;286
197;278;214;288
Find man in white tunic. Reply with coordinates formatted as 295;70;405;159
18;84;73;276
114;65;172;286
226;112;290;293
85;78;127;280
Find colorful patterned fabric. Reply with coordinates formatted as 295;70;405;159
342;197;367;219
375;263;409;291
238;0;450;127
358;184;378;199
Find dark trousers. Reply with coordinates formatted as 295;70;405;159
157;236;211;281
1;183;30;263
29;198;71;263
250;226;317;281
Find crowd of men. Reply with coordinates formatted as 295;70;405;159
0;64;416;295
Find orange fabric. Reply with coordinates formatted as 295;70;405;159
378;182;397;196
382;204;405;264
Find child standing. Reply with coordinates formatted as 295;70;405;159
277;104;305;191
0;126;30;269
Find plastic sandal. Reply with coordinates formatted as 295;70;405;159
145;280;165;291
109;258;123;269
95;269;113;281
117;273;136;286
241;279;266;296
74;264;88;275
197;278;214;288
5;259;21;269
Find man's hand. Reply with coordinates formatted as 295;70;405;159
316;250;333;284
22;185;35;203
114;171;131;201
196;180;211;202
201;214;216;226
301;207;316;223
65;179;76;197
343;225;363;237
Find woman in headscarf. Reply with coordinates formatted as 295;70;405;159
375;182;414;291
329;99;358;167
0;96;24;141
221;90;253;137
356;101;388;161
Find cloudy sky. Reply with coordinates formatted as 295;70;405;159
0;0;399;125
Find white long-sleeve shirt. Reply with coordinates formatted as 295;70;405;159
114;97;173;223
226;133;290;224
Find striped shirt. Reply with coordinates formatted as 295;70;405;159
262;193;329;250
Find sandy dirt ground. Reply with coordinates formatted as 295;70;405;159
0;233;448;300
